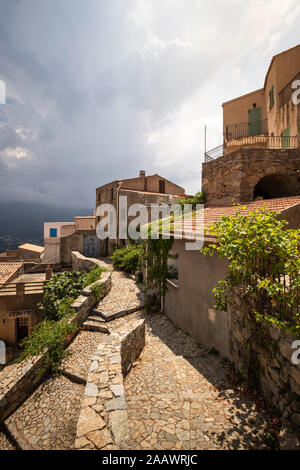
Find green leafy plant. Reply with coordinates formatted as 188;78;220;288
111;245;142;273
202;208;300;334
90;282;104;300
19;314;78;373
179;191;206;211
40;271;85;320
83;265;105;287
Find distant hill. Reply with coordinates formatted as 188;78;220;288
0;201;93;253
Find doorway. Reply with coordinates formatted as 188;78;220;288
248;107;261;136
83;235;99;258
16;317;28;343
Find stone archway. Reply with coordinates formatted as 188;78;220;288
253;173;299;200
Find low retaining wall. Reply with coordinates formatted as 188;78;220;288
0;256;112;422
71;251;109;272
229;297;300;427
75;319;145;450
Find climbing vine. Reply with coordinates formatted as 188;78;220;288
202;208;300;335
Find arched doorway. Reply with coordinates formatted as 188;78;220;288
253;173;299;200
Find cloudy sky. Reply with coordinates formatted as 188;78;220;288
0;0;299;208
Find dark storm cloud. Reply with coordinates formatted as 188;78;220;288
0;0;299;207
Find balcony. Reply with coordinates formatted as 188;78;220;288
225;119;268;141
205;135;298;162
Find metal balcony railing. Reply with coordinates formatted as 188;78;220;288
204;144;224;162
279;71;300;108
204;135;298;162
225;119;268;141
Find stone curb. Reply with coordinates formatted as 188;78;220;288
74;319;145;450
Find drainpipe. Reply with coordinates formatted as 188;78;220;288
116;183;121;248
161;293;164;314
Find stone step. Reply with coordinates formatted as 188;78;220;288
88;315;107;324
82;320;110;334
91;310;108;320
92;304;144;323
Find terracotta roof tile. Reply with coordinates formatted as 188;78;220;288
18;244;44;253
170;196;300;240
0;263;23;284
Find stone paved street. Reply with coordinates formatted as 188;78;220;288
124;313;273;450
61;330;105;382
0;432;14;450
5;375;84;450
0;268;279;451
93;271;144;320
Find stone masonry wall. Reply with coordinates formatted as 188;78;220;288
75;319;145;450
0;255;112;422
71;251;108;272
202;147;300;205
229;296;300;427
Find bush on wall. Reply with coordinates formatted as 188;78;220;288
201;208;300;334
111;244;142;274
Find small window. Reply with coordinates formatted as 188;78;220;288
269;86;274;109
50;228;57;238
111;188;114;201
159;180;165;194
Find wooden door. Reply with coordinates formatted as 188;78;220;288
248;108;261;136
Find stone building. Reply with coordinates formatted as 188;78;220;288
160;45;300;356
43;216;97;266
0;244;44;263
96;171;185;256
203;44;300;205
0;263;46;350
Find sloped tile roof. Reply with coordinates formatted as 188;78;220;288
0;263;23;284
170;196;300;240
18;244;44;253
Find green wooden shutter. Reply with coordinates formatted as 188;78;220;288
269;86;274;109
281;127;290;149
248;108;261;136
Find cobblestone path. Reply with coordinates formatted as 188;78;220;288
93;271;144;321
0;268;276;451
2;328;107;450
61;330;105;382
0;269;143;450
5;375;83;450
0;431;14;450
124;313;273;450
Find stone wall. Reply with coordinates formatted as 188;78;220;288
229;297;300;427
75;319;145;450
71;251;108;272
202;147;300;205
0;255;112;422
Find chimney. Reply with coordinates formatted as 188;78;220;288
139;170;146;178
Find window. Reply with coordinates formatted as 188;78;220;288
50;228;57;238
159;180;165;194
269;86;274;109
111;188;114;201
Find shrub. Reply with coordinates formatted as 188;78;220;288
202;208;300;333
111;245;142;274
19;314;78;373
40;271;85;320
179;191;206;211
83;265;105;287
90;282;105;300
